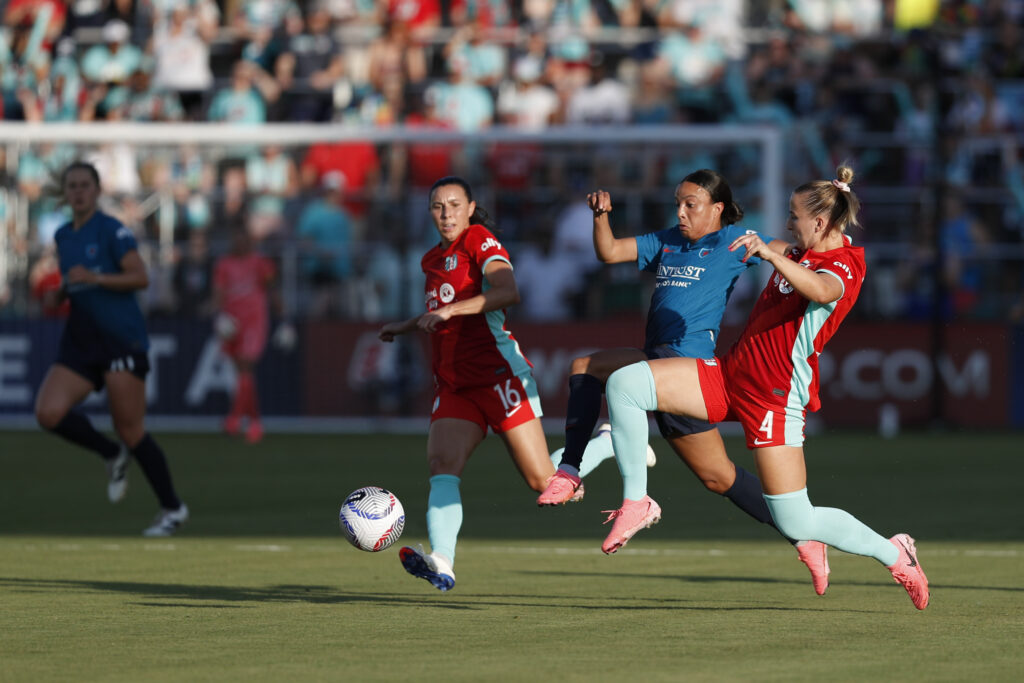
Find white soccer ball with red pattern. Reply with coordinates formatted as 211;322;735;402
339;486;405;552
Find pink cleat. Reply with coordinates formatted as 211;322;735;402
887;533;929;610
245;419;264;444
538;470;584;505
601;495;662;554
796;541;830;595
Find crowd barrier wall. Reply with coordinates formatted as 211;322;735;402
0;318;1019;430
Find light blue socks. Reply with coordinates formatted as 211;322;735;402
427;474;462;564
549;431;616;478
764;489;899;565
605;361;659;501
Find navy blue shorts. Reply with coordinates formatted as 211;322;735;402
645;345;715;438
57;335;150;391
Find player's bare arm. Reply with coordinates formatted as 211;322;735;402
589;190;637;264
731;233;842;304
378;317;420;342
66;250;149;291
418;261;519;333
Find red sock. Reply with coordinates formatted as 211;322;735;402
238;372;259;420
229;372;248;418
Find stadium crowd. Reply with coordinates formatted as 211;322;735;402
1;0;1023;324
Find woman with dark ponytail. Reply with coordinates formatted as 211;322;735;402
538;169;834;591
597;166;930;610
378;176;613;591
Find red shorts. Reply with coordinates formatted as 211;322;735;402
222;320;268;362
695;357;805;449
431;374;542;434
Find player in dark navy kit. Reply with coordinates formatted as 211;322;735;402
35;161;188;537
538;170;830;591
601;167;929;609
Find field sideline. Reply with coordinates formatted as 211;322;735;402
1;431;1022;681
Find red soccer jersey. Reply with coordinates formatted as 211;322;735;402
214;252;275;328
422;224;533;391
723;241;866;414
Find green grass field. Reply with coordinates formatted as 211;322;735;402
1;431;1022;682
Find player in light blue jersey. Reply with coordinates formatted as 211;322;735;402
538;169;830;593
35;161;188;537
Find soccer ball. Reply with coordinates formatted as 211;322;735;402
339;486;405;552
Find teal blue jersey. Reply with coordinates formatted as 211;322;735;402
55;211;149;354
636;223;764;359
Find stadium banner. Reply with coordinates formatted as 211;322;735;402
304;320;1013;429
0;319;303;416
0;319;1015;428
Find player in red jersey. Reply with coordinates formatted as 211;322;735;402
379;176;610;591
212;228;279;444
599;166;929;609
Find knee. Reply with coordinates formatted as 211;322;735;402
113;422;145;449
35;404;65;431
606;362;656;411
702;477;731;496
764;492;816;540
570;355;592;376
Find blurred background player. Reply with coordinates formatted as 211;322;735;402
34;160;188;537
600;167;929;609
378;175;618;592
212;226;284;444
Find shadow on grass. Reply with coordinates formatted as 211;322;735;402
0;575;890;613
518;569;1024;594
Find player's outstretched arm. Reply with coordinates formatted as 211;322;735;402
379;316;420;342
589;190;637;264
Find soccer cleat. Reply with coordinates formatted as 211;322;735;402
887;533;929;610
224;414;241;436
796;540;830;595
537;470;583;506
596;423;656;467
245;419;264;444
142;504;189;537
105;446;130;503
399;545;455;592
601;495;662;554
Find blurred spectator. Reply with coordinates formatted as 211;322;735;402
654;22;726;121
3;0;66;54
426;55;494;132
946;72;1011;135
657;0;746;60
300;139;380;228
496;54;560;129
565;54;631;125
172;229;214;318
941;190;995;318
444;19;507;88
403;89;458;189
385;0;440;44
151;0;217;120
245;144;299;241
631;58;675;125
86;138;142;197
81;19;142;86
449;0;515;29
207;59;277;124
274;1;345;122
365;18;428;95
296;172;353;317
